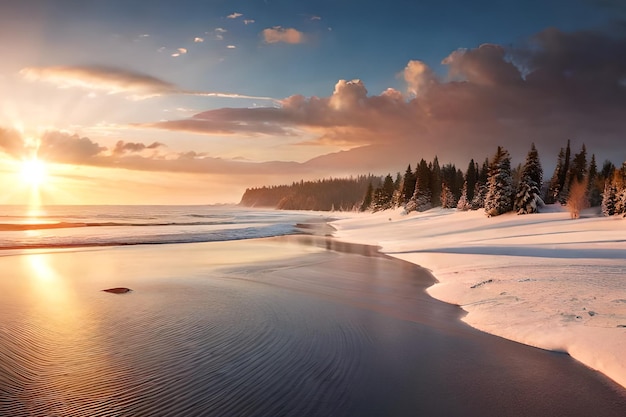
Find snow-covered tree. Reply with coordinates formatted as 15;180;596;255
514;143;544;214
601;179;617;216
545;141;571;204
615;188;626;216
440;183;456;208
457;181;471;211
471;182;486;210
484;146;514;217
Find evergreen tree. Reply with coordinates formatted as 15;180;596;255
401;164;416;205
407;159;433;212
457;181;471;211
587;154;602;207
360;182;374;212
371;174;395;211
484;146;514;217
470;182;486;210
430;156;442;207
465;159;478;202
514;143;544;214
440;183;456;208
545;148;565;204
601;179;617;216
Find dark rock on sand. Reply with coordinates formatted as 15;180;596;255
102;287;132;294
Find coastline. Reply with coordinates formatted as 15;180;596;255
1;237;624;416
329;207;626;389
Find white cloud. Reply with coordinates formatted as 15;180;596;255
171;48;187;57
227;45;236;49
227;12;243;19
244;19;255;25
194;37;204;43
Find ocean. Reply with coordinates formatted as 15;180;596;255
0;205;328;250
1;205;624;416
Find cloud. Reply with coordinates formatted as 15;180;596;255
20;65;178;98
262;27;305;44
171;48;187;57
194;37;204;43
0;127;25;156
311;16;321;21
112;141;164;156
227;12;243;19
402;60;437;96
243;19;255;25
20;65;276;101
144;27;626;170
227;45;236;49
37;131;107;164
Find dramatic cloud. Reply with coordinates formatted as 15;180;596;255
21;65;275;101
145;27;626;170
402;60;437;96
37;131;106;164
262;27;305;44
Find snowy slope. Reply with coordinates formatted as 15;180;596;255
331;206;626;388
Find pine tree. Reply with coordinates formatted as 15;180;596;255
457;181;471;211
360;182;374;211
371;174;395;212
401;164;416;205
587;154;602;207
440;183;456;208
407;159;433;212
514;143;544;214
465;159;478;202
601;179;617;216
430;156;442;207
545;148;565;204
484;146;514;217
470;182;486;210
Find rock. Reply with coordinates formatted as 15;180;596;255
102;287;132;294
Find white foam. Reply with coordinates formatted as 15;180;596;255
331;206;626;388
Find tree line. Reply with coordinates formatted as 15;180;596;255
239;175;381;211
239;141;626;218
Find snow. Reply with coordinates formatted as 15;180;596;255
330;206;626;388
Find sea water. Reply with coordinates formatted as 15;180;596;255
0;205;327;250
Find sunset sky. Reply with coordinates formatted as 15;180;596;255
1;0;625;204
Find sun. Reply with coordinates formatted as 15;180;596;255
20;157;48;187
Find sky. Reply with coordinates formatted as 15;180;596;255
0;0;625;204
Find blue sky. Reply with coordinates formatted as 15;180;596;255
0;0;625;203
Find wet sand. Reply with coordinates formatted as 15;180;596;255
0;237;624;416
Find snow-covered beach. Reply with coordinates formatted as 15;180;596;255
331;206;626;389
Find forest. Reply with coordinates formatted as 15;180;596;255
239;141;626;218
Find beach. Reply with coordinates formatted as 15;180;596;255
331;206;626;390
1;235;625;416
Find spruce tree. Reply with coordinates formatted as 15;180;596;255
430;156;442;207
457;181;471;211
440;183;456;208
360;182;374;211
401;164;416;205
484;146;514;217
601;179;617;216
465;159;478;202
587;154;602;207
514;143;544;214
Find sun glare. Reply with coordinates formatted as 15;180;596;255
20;158;48;187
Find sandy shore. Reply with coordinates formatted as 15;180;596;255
0;238;624;416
